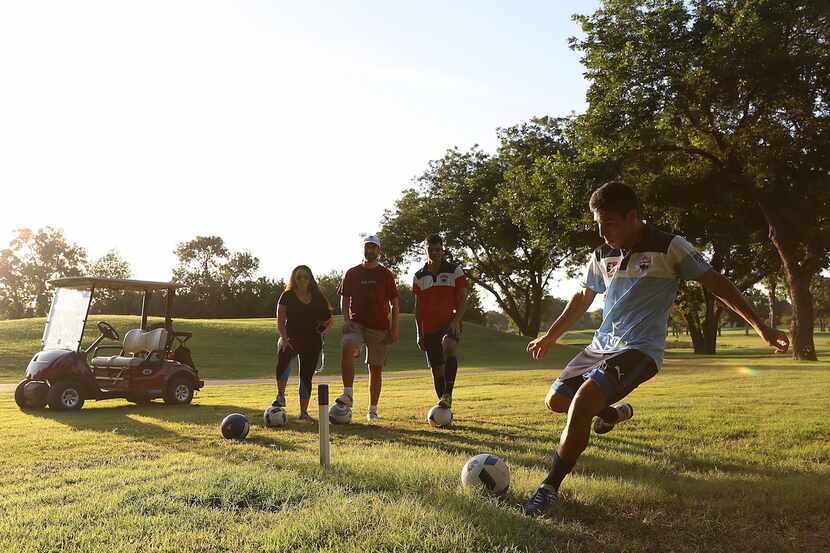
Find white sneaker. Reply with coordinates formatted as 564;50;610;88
367;410;379;422
593;403;634;434
335;394;353;408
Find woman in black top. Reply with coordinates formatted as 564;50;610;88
274;265;333;419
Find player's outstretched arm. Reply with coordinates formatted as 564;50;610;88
700;270;789;353
527;287;597;360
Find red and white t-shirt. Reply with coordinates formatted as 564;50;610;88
413;260;467;335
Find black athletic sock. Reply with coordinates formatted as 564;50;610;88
598;405;620;424
445;356;458;396
542;451;576;491
432;369;446;399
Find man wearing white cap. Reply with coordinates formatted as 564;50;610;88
336;234;400;421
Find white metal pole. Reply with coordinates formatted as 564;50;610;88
318;383;330;471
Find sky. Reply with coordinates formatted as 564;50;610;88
0;1;601;309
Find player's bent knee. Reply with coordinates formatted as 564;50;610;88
571;381;607;418
544;391;570;413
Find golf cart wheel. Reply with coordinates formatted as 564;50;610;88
15;380;49;410
164;376;194;405
47;380;86;411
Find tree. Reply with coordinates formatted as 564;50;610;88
0;227;87;318
316;270;343;315
172;236;262;318
397;281;416;314
88;249;133;314
812;275;830;332
0;248;29;319
379;118;591;337
572;0;830;359
484;310;510;332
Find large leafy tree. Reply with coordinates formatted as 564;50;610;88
572;0;830;359
0;227;87;318
88;249;133;314
173;236;261;317
379;118;591;337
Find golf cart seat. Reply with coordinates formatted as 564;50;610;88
91;328;168;369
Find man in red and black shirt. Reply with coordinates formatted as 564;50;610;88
413;234;467;409
336;234;400;421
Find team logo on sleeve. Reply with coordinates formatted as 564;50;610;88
692;251;709;266
637;255;653;272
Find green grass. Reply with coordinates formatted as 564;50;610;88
1;320;829;551
0;314;576;383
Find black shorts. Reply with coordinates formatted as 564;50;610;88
423;326;460;369
552;348;657;404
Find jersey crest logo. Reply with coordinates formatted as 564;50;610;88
637;255;653;272
692;251;709;266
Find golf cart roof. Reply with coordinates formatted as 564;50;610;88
49;277;181;292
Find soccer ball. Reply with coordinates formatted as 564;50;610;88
427;405;453;428
460;453;510;494
263;406;288;427
329;403;352;424
220;413;250;440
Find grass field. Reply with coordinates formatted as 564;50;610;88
0;319;828;552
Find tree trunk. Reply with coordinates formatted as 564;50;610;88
768;278;777;327
787;271;818;360
470;276;543;338
683;312;705;354
758;202;819;361
702;288;718;354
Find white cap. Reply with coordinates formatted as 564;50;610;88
364;235;380;247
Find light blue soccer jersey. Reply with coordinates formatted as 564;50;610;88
580;225;712;369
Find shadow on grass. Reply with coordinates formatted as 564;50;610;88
24;401;303;456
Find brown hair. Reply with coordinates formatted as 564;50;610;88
286;265;323;300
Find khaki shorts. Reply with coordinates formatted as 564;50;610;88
341;320;389;367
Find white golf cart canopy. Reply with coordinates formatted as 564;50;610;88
43;277;181;351
49;277;181;292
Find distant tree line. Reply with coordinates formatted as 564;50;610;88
0;229;487;324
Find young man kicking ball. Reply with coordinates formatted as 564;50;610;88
336;235;400;422
521;181;789;517
413;234;468;409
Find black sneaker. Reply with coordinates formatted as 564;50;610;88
521;484;558;517
437;393;452;409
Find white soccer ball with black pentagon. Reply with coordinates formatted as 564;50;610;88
460;453;510;494
263;405;288;427
329;402;352;424
427;405;452;428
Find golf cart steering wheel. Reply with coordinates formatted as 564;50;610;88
96;321;120;341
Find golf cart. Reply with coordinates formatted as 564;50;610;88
14;277;204;411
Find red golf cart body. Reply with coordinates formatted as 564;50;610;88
15;277;204;410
